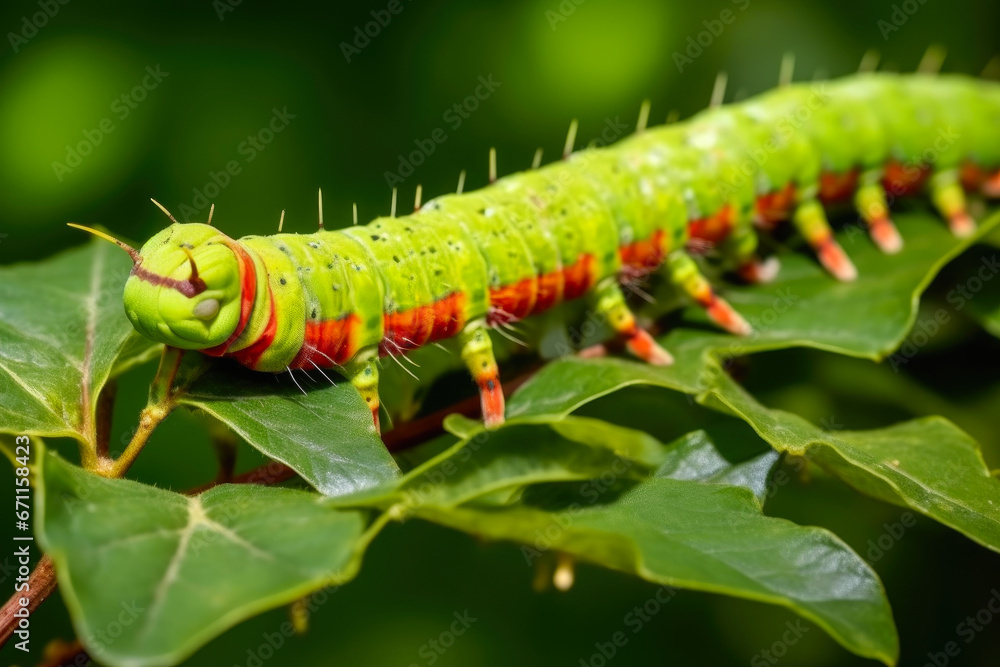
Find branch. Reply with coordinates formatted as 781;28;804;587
0;555;57;648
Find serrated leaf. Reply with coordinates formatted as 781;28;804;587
0;241;160;443
179;363;401;499
37;450;383;667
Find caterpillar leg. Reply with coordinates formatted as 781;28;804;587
930;170;976;238
459;324;505;429
792;199;858;282
589;278;673;365
665;251;752;336
719;224;780;284
345;352;382;434
854;176;903;254
983;169;1000;198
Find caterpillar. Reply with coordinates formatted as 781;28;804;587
71;64;1000;434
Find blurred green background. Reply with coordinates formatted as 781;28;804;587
2;0;1000;665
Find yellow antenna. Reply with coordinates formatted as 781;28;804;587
390;187;398;217
352;202;358;225
414;184;423;211
636;99;651;134
562;119;578;159
206;203;215;226
917;45;946;74
531;147;543;170
67;223;140;262
278;209;285;232
318;188;324;229
489;147;497;183
858;49;880;73
457;169;467;194
710;71;728;108
779;52;795;87
150;198;179;224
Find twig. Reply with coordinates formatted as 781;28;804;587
94;346;183;478
0;555;57;648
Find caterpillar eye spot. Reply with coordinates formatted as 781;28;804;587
371;234;380;241
192;299;220;320
393;255;400;263
279;277;287;285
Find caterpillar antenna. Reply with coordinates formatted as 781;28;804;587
636;99;651;134
710;71;728;108
532;147;543;169
917;45;946;74
858;49;880;73
563;119;578;159
318;189;324;229
778;52;795;86
66;224;141;263
150;198;179;225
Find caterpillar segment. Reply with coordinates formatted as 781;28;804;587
71;71;1000;433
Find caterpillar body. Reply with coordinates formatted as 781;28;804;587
73;70;1000;433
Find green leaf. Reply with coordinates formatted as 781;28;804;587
179;363;401;499
390;419;893;662
37;449;384;667
705;373;1000;553
418;474;896;664
493;347;1000;554
654;429;780;505
0;241;160;443
394;416;665;508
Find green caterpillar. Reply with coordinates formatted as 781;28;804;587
72;67;1000;433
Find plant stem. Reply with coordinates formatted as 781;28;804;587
0;555;56;647
94;346;184;478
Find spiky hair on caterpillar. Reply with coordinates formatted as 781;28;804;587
71;52;1000;435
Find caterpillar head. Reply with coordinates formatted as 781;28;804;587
69;222;244;350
